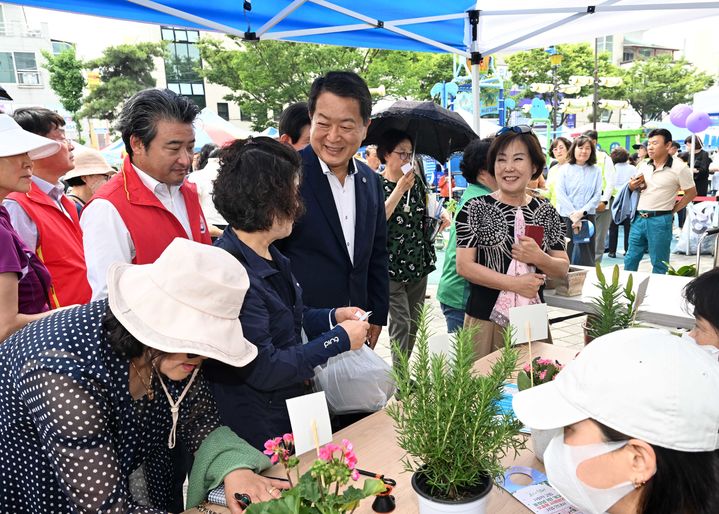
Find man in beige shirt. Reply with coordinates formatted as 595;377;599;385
625;128;696;274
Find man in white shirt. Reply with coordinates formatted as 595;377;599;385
81;89;211;300
625;128;696;274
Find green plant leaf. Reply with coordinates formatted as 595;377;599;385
517;371;532;391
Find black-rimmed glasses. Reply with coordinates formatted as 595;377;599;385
497;125;533;136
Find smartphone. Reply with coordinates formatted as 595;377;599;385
525;225;545;246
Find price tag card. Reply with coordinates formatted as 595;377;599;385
509;303;549;344
286;391;333;456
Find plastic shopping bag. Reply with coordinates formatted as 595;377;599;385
675;201;718;255
313;346;396;414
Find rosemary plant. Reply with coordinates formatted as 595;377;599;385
386;307;525;501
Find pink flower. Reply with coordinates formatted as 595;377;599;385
523;364;531;373
351;469;359;481
263;437;282;457
539;370;547;381
270;453;279;464
283;433;294;445
319;443;340;461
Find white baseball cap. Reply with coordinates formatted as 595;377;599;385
0;113;61;159
513;328;719;452
108;238;257;367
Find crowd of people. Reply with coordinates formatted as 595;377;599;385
0;68;717;514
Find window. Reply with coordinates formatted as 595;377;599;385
0;52;15;83
161;25;205;109
51;41;73;55
14;52;40;85
217;102;229;121
622;50;634;62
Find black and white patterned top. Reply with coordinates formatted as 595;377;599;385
0;299;221;513
455;195;566;319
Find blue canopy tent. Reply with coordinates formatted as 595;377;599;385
8;0;719;133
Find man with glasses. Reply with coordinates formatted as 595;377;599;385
625;128;696;274
3;107;92;307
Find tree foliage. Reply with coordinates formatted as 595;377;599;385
41;47;86;119
198;39;454;130
622;55;714;124
80;42;166;122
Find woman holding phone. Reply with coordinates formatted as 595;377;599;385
456;126;568;359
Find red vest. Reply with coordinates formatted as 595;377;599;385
7;184;92;308
89;157;211;265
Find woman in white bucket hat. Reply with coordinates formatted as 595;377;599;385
513;328;719;514
0;113;60;341
0;238;288;513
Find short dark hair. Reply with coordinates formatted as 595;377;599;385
65;176;85;187
279;102;310;144
670;141;681;149
684;136;703;149
582;129;598;141
568;135;597;166
196;143;218;171
647;128;672;144
308;71;372;124
13;107;65;136
213;137;304;232
460;137;494;185
550;137;571;155
116;88;200;159
610;147;629;164
487;130;545;180
376;129;413;165
683;268;719;334
598;421;719;514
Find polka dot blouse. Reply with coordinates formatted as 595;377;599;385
0;299;221;512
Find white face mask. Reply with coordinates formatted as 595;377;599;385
681;332;719;357
543;432;634;514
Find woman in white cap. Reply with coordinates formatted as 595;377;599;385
513;328;719;514
62;144;115;215
0;113;61;341
0;238;288;513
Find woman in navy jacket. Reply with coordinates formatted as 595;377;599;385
204;137;369;450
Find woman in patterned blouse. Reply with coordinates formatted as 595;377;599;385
455;126;569;359
378;129;449;367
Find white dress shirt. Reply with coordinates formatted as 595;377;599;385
318;157;356;264
2;176;72;251
81;165;192;300
187;158;227;226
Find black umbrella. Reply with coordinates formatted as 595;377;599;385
363;100;477;163
0;86;12;101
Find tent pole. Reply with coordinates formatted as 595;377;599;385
468;10;481;137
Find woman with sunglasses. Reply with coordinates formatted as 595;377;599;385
456;126;568;359
378;129;449;367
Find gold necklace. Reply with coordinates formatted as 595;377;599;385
131;360;154;400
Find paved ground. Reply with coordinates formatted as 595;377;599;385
373;225;709;363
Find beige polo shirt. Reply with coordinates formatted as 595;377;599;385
637;156;694;211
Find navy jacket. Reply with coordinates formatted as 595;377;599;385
277;145;390;325
205;229;350;449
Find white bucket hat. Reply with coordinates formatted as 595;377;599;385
0;113;61;159
107;237;257;367
63;144;115;180
513;328;719;452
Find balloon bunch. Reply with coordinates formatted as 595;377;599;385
669;104;711;133
669;104;712;171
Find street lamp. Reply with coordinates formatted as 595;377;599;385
546;47;563;135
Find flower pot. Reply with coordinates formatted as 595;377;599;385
530;428;554;462
412;470;492;514
582;320;595;345
554;267;589;297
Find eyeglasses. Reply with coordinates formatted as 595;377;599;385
392;151;412;160
497;125;533;136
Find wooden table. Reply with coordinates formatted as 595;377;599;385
185;343;577;514
544;266;695;329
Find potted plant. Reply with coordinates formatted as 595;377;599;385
386;310;525;514
516;357;564;461
245;434;386;513
583;263;639;343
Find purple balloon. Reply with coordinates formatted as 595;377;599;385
685;111;712;134
669;104;693;128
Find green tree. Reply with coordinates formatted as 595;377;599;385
197;39;454;130
506;43;625;100
81;42;167;122
41;47;86;130
622;55;714;124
